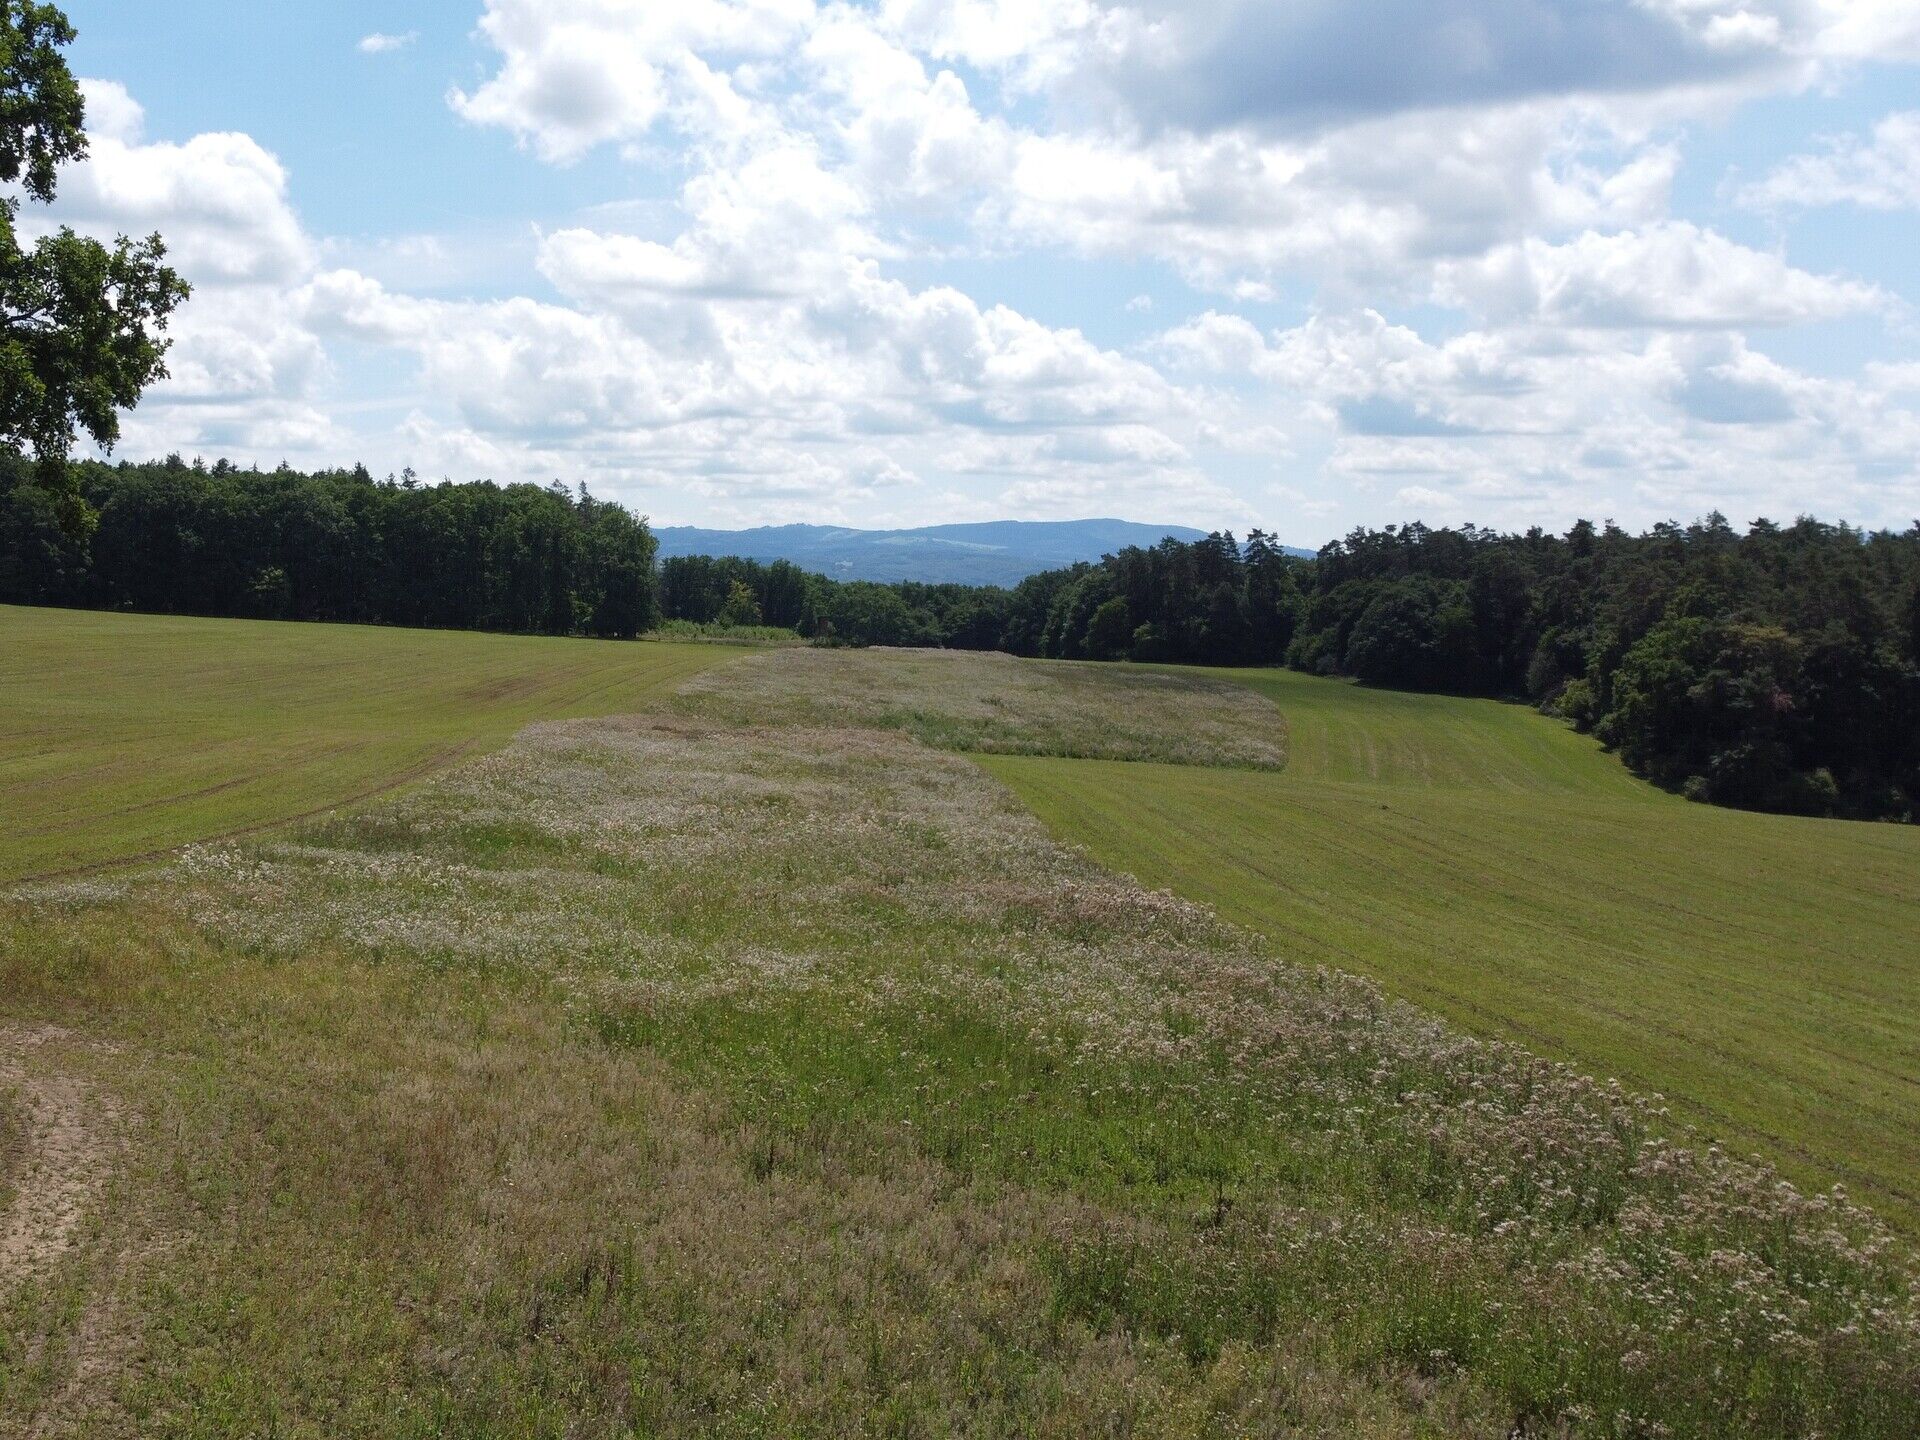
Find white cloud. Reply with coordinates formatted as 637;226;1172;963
448;0;813;162
1154;311;1272;373
1060;0;1796;135
447;0;1705;298
875;0;1092;78
537;137;878;305
51;99;313;284
45;87;333;460
1142;304;1920;529
1740;111;1920;211
438;0;1917;309
983;99;1685;295
304;269;691;435
1433;224;1886;328
1868;360;1920;394
78;78;144;144
358;31;418;55
1807;0;1920;63
803;14;1013;206
300;216;1199;513
157;288;328;403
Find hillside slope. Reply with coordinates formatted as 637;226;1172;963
4;642;1916;1435
985;665;1920;1227
0;605;739;880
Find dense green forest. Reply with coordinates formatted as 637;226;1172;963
0;453;658;636
658;552;1013;649
6;454;1918;819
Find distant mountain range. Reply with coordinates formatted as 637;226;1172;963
653;519;1313;586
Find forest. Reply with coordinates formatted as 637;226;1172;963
6;455;1918;819
0;453;658;637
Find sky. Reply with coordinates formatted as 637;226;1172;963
37;0;1920;545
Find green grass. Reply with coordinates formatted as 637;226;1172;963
982;664;1920;1228
3;645;1916;1436
0;605;744;882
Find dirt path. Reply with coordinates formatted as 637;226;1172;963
0;1025;117;1289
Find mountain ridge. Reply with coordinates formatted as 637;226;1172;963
654;518;1313;585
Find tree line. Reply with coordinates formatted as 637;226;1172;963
658;553;1012;649
8;454;1917;820
0;453;659;636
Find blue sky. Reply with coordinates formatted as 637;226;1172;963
41;0;1920;543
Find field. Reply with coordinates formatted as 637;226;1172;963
0;606;739;881
1;627;1917;1437
987;665;1920;1228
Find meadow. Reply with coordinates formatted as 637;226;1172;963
987;665;1920;1229
1;625;1916;1437
0;605;738;881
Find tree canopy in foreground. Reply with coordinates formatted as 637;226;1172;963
0;1;187;534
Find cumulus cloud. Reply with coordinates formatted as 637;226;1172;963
300;209;1198;510
448;0;812;162
41;83;334;459
440;0;1898;309
78;78;144;144
870;0;1882;134
803;12;1013;206
980;104;1688;294
1144;304;1920;528
1867;360;1920;394
1063;0;1789;135
304;269;695;435
53;84;314;285
538;138;877;305
1740;111;1920;211
448;0;1724;302
1807;0;1920;63
1433;224;1886;328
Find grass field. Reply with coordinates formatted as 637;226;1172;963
2;638;1917;1436
984;664;1920;1228
0;606;740;881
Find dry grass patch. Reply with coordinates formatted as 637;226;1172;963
676;647;1289;769
0;1022;135;1437
0;917;1492;1439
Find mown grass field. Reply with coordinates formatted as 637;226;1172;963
0;605;739;881
985;664;1920;1228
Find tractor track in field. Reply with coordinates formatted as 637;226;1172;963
5;738;482;888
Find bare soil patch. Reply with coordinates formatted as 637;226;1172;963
0;1026;117;1289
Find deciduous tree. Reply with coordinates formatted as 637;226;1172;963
1;1;188;533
